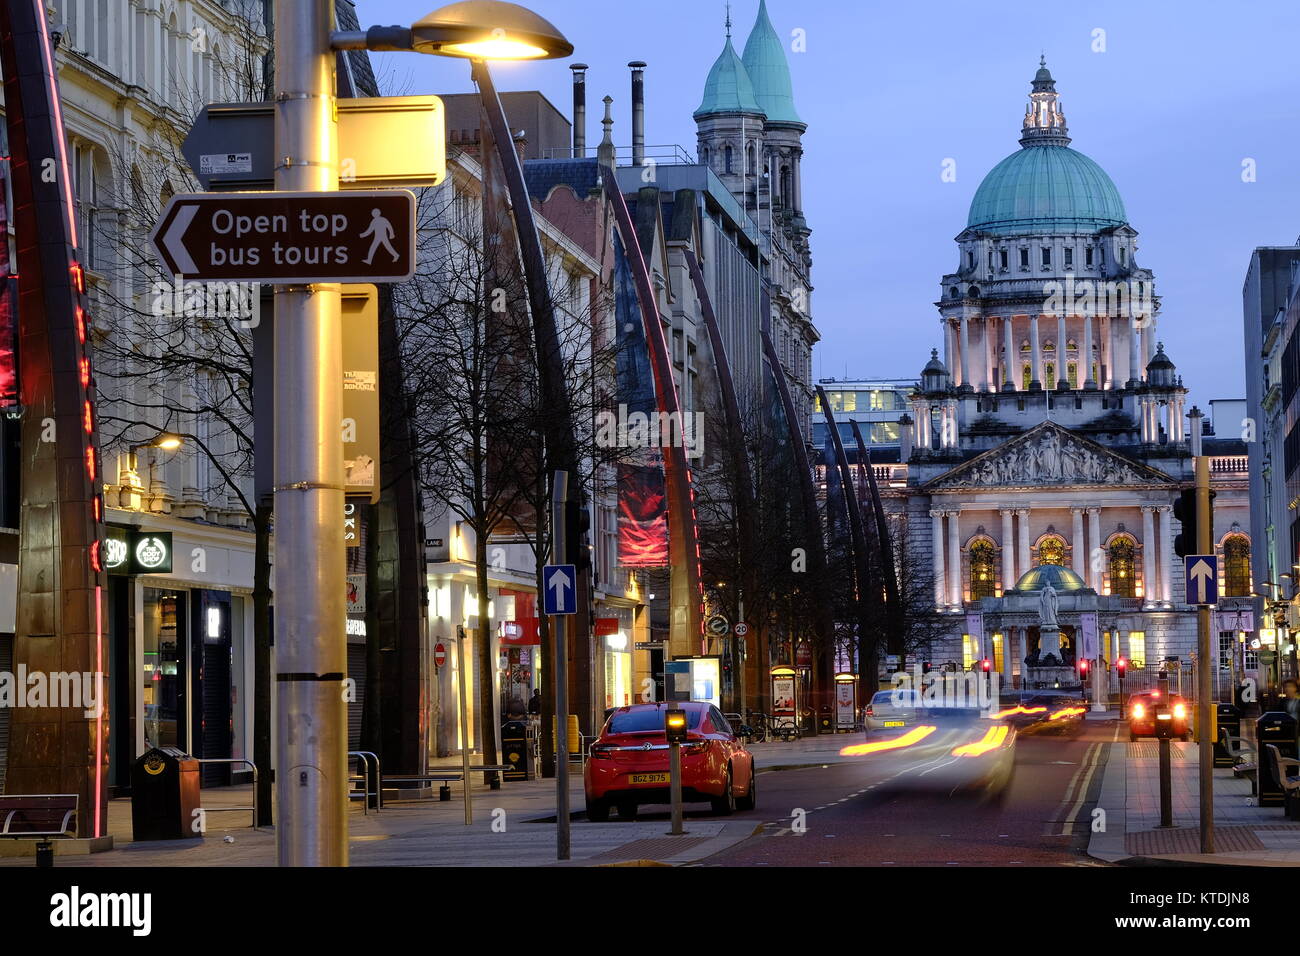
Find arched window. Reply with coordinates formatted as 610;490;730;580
1067;362;1078;388
1037;535;1067;567
700;146;709;168
724;144;733;174
969;539;997;600
1108;536;1137;598
1223;536;1251;597
1045;361;1056;390
1022;364;1032;391
746;141;755;175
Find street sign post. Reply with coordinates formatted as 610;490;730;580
150;190;416;284
183;97;447;192
543;564;577;616
1186;554;1218;606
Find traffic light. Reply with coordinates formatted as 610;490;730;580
1116;657;1127;678
1078;658;1089;677
1172;487;1216;558
564;500;592;571
922;660;932;675
981;659;991;674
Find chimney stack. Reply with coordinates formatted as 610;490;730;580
628;61;646;166
570;62;587;158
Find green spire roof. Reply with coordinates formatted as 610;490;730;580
741;0;802;125
695;34;764;119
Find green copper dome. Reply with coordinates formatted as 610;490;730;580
967;146;1127;235
695;35;764;118
1012;564;1089;593
740;0;802;125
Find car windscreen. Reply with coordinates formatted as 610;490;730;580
874;689;918;706
607;707;704;734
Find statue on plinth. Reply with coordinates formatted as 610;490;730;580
1037;582;1062;664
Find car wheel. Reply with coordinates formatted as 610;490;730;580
711;765;736;816
1129;732;1138;742
585;798;610;822
736;766;757;811
615;801;638;820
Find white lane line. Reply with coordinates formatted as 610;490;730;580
1043;741;1100;835
1059;741;1106;835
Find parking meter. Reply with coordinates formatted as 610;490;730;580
665;708;688;743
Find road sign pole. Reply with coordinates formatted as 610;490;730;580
1195;453;1214;855
552;470;570;861
274;0;348;867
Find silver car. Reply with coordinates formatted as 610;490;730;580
865;688;920;731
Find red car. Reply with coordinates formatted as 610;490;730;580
1127;690;1190;741
584;701;757;821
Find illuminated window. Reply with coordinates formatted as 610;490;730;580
1037;535;1066;567
1022;364;1032;391
962;634;975;669
1108;537;1137;598
1223;535;1250;597
1045;362;1056;390
969;539;997;600
993;632;1005;672
1068;362;1078;388
1127;631;1146;668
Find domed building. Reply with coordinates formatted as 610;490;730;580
892;61;1255;696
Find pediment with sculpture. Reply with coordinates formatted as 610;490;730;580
926;423;1174;490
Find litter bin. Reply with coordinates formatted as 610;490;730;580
1214;703;1242;768
131;747;201;840
1255;711;1298;808
501;719;532;781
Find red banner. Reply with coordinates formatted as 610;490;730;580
499;589;540;645
617;460;668;567
0;177;17;408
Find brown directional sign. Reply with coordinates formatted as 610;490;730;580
150;189;416;283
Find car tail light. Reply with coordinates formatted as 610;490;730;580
590;744;616;760
1173;702;1186;720
864;705;874;717
1131;703;1145;719
1150;689;1160;698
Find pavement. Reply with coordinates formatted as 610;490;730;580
1087;714;1300;866
0;737;848;868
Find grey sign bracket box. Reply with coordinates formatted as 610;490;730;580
184;96;446;191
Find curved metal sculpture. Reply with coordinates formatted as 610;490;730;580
0;0;108;837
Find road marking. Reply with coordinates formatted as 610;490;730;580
1043;740;1101;835
1050;740;1106;836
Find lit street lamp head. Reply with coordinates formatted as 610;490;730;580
412;1;573;59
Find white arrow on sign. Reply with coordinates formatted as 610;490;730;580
160;203;200;274
547;566;572;612
1188;558;1215;604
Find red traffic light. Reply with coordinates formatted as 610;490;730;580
981;659;991;673
1078;658;1090;674
1116;657;1127;674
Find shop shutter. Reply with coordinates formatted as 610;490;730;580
0;634;10;792
347;643;366;753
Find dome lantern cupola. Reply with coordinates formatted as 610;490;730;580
1021;56;1071;148
694;14;764;119
1146;341;1176;388
921;348;952;394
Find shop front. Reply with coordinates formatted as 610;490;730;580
104;514;256;792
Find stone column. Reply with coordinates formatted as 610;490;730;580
1141;506;1156;604
1003;315;1015;390
1000;508;1016;591
1017;508;1031;575
1143;319;1155;370
945;321;956;379
959;313;971;389
1056;313;1067;387
1071;508;1086;576
947;509;963;607
1083;311;1095;388
985;319;996;391
1128;318;1142;385
1158;505;1172;603
1029;316;1042;389
1019;629;1029;683
1107;316;1119;388
1001;627;1014;686
1088;508;1102;589
931;509;946;608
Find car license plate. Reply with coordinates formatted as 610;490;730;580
628;772;669;784
883;720;905;727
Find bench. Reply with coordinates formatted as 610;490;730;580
383;766;514;801
0;795;78;843
1265;745;1300;820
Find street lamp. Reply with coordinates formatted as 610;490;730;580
128;433;182;485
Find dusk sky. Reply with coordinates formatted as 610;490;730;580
364;0;1300;412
